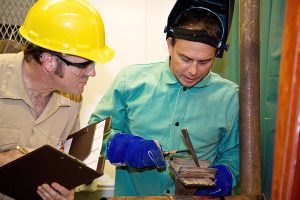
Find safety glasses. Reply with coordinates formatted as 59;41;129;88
54;53;94;69
53;53;95;77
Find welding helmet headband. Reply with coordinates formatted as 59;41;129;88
164;0;235;58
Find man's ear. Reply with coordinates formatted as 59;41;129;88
40;52;56;73
166;38;173;48
167;38;174;55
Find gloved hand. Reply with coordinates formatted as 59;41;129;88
107;133;166;169
196;164;233;197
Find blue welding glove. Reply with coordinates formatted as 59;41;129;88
196;164;233;197
107;133;166;169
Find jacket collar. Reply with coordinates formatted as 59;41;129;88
162;57;212;88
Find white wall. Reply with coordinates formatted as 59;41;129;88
78;0;176;196
80;0;176;126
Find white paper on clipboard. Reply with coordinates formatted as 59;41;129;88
63;117;111;172
82;121;105;170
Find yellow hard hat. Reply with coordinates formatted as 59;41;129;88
19;0;114;64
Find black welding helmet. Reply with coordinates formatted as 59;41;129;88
164;0;235;58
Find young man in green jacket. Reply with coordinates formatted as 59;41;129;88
90;0;239;197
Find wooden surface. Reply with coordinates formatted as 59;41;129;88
107;197;209;200
107;197;214;200
107;197;216;200
106;195;265;200
271;0;300;199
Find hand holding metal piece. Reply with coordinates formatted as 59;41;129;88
107;133;166;169
181;128;201;167
163;149;189;157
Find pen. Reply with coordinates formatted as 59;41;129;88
16;146;30;154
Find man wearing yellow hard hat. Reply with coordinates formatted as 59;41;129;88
0;0;114;199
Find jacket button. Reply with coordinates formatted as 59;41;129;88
166;189;170;193
175;122;179;126
183;87;187;91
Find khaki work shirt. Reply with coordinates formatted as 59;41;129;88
0;52;82;200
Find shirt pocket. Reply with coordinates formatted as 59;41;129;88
0;127;21;151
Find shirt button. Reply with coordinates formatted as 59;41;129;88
183;87;187;91
166;189;170;193
175;122;179;126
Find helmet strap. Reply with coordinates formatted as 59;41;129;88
170;27;221;48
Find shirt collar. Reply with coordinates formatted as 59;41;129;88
0;52;72;107
0;52;28;99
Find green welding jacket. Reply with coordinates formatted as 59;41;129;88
89;58;240;196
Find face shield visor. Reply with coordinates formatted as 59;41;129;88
164;0;235;58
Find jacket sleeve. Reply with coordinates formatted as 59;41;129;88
212;91;240;187
89;71;127;155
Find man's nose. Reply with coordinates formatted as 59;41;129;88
84;66;96;77
188;62;198;75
